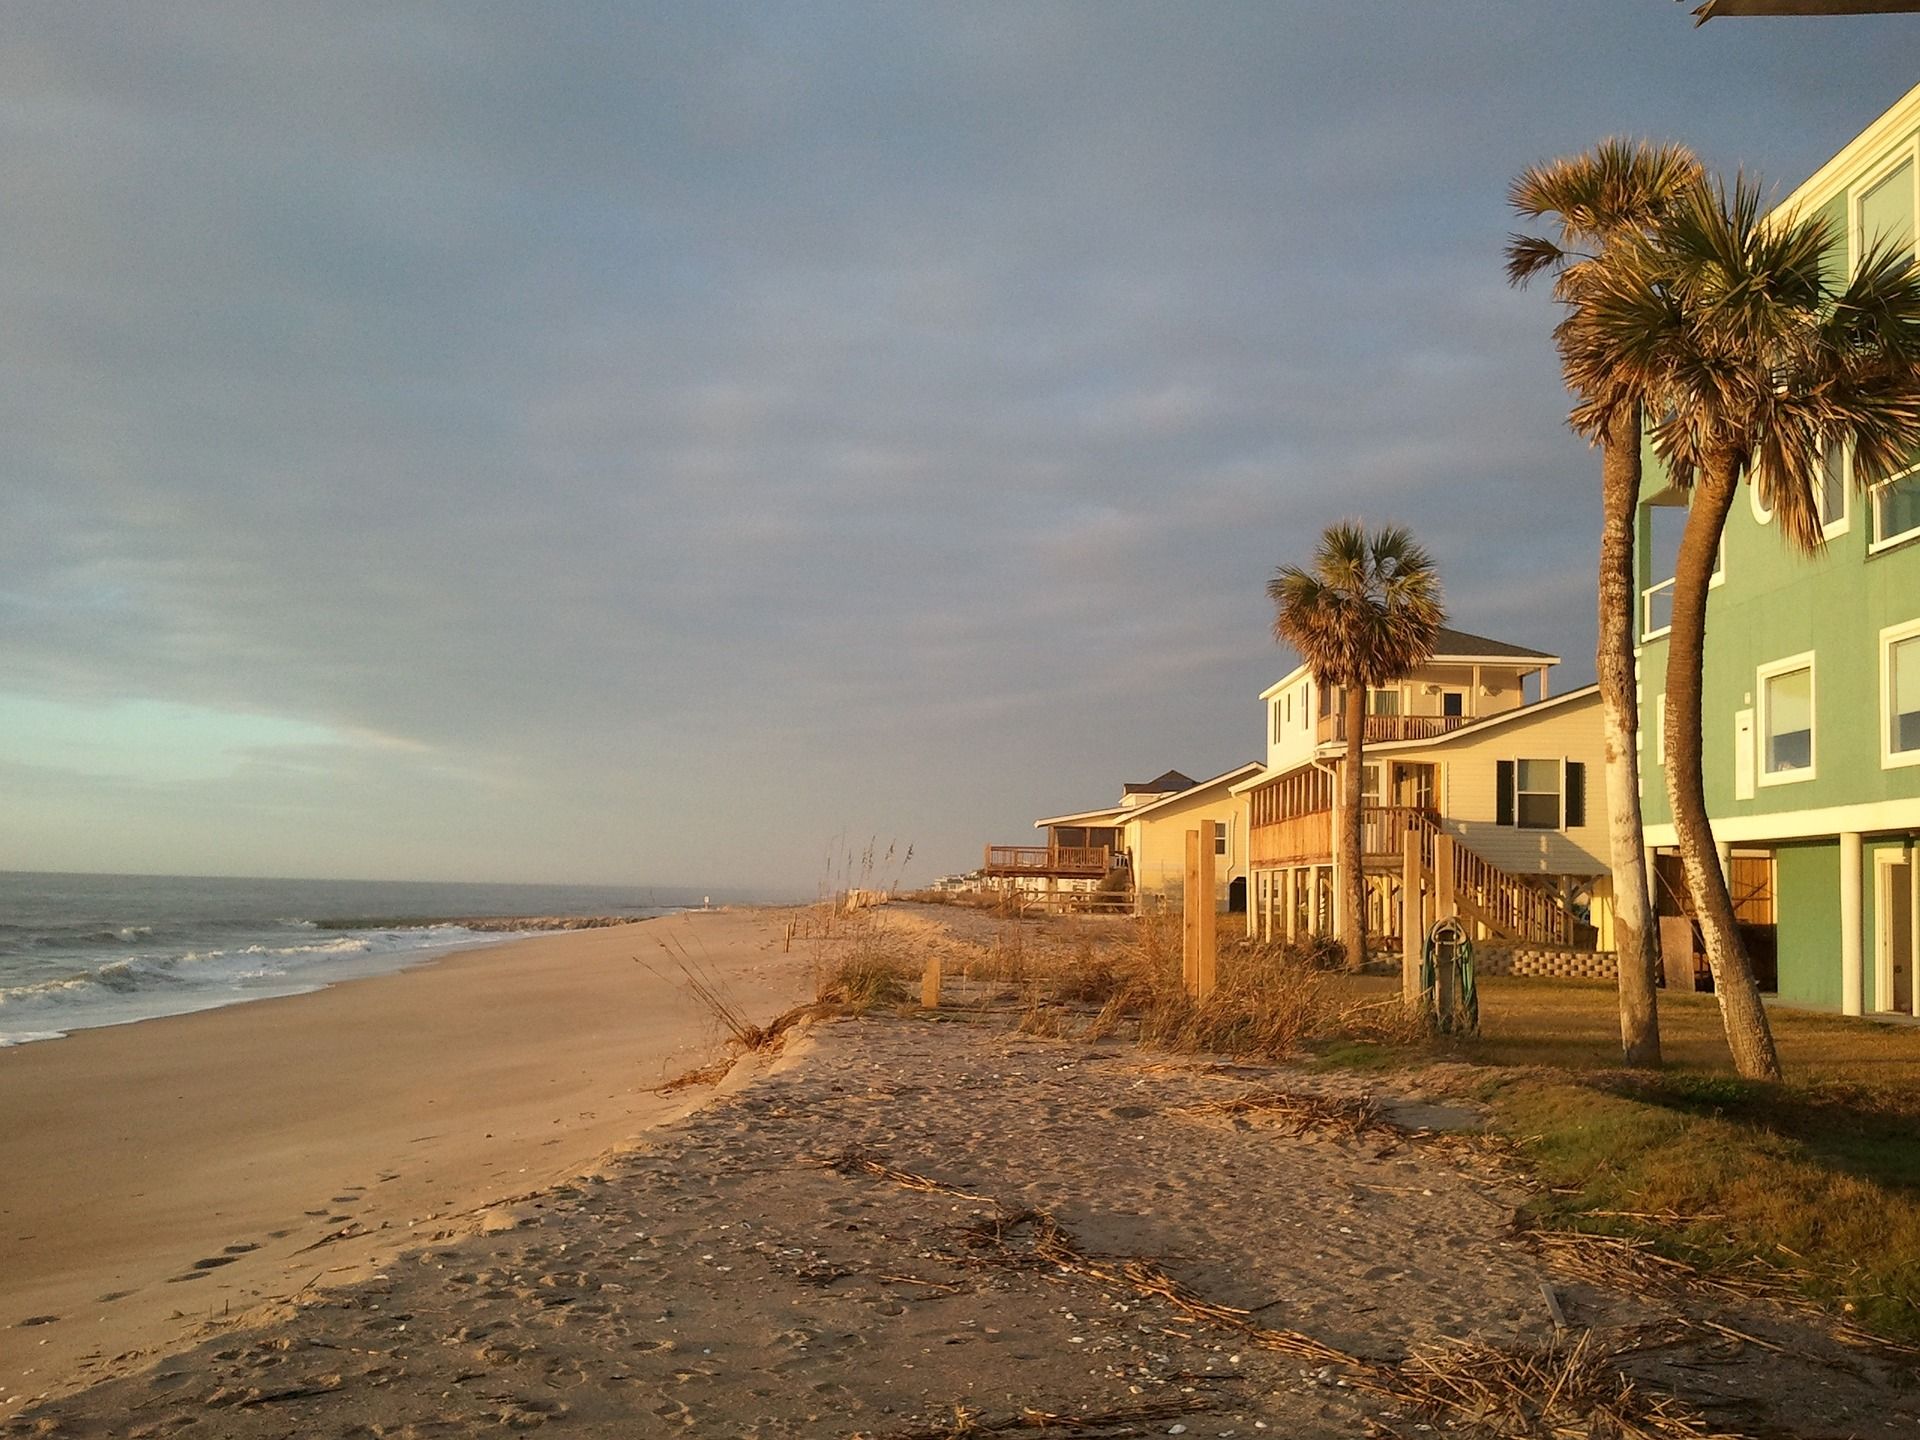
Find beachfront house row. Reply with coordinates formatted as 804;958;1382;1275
981;770;1197;903
1634;83;1920;1019
1232;627;1615;955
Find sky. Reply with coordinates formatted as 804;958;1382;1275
2;3;1916;895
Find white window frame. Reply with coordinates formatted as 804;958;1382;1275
1513;756;1565;832
1214;820;1231;860
1848;137;1920;278
1819;442;1853;540
1752;449;1851;537
1869;459;1920;554
1882;617;1920;770
1639;542;1724;642
1756;651;1817;787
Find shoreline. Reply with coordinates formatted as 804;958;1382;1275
0;905;811;1410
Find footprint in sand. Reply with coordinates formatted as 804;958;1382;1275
190;1255;240;1270
96;1289;136;1303
222;1242;260;1255
19;1314;59;1326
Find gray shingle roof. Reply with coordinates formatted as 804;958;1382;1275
1428;626;1557;661
1122;769;1197;796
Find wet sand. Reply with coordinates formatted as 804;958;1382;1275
0;907;811;1411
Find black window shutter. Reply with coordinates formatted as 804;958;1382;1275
1566;762;1586;828
1496;760;1515;827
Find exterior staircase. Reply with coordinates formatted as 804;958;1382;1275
1399;809;1583;947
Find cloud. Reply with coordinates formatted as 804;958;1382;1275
0;4;1914;888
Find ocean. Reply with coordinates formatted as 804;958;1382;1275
0;871;699;1048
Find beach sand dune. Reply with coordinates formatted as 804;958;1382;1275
11;954;1915;1436
0;907;811;1411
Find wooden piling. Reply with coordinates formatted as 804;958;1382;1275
1183;828;1201;994
1195;820;1217;1000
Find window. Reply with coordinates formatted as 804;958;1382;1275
1496;759;1584;830
1872;462;1920;550
1885;621;1920;767
1818;440;1850;536
1367;688;1400;717
1361;763;1382;806
1271;699;1282;744
1758;653;1816;783
1856;154;1916;269
1515;759;1562;829
1441;690;1464;719
1214;822;1230;858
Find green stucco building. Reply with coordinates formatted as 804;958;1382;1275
1637;82;1920;1018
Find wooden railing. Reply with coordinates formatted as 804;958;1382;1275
1315;713;1470;745
1249;809;1332;867
1249;805;1430;867
1401;810;1570;945
982;844;1111;877
1251;806;1573;945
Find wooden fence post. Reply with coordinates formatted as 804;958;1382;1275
1401;838;1421;1005
921;952;942;1009
1183;828;1201;996
1195;821;1218;1000
1433;833;1456;1019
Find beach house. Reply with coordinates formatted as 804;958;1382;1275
981;770;1197;903
1233;628;1615;959
1634;83;1920;1018
1106;762;1263;913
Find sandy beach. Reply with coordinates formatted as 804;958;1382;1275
0;907;812;1412
5;903;1918;1438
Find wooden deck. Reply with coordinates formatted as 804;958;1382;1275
982;844;1111;878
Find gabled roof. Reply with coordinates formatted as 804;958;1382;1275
1115;763;1263;823
1259;627;1559;697
1426;627;1558;663
1123;769;1197;796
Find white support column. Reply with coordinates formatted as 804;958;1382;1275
1841;831;1864;1017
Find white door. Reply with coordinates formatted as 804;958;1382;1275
1733;709;1755;801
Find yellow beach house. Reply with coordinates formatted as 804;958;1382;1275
1232;627;1615;961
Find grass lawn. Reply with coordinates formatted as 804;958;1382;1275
1319;974;1920;1343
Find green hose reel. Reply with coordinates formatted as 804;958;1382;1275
1420;916;1479;1036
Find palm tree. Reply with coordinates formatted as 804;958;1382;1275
1566;173;1920;1080
1270;522;1446;972
1507;139;1702;1069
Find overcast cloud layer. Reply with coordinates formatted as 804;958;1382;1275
2;3;1915;893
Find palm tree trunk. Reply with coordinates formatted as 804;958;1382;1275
1662;457;1782;1081
1342;683;1367;971
1599;408;1662;1067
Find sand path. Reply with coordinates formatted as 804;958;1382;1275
0;907;812;1411
12;999;1913;1437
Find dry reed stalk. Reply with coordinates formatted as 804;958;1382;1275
1177;1087;1385;1140
865;1395;1212;1439
1389;1330;1749;1440
648;1056;735;1095
1525;1229;1920;1364
821;1151;1762;1440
